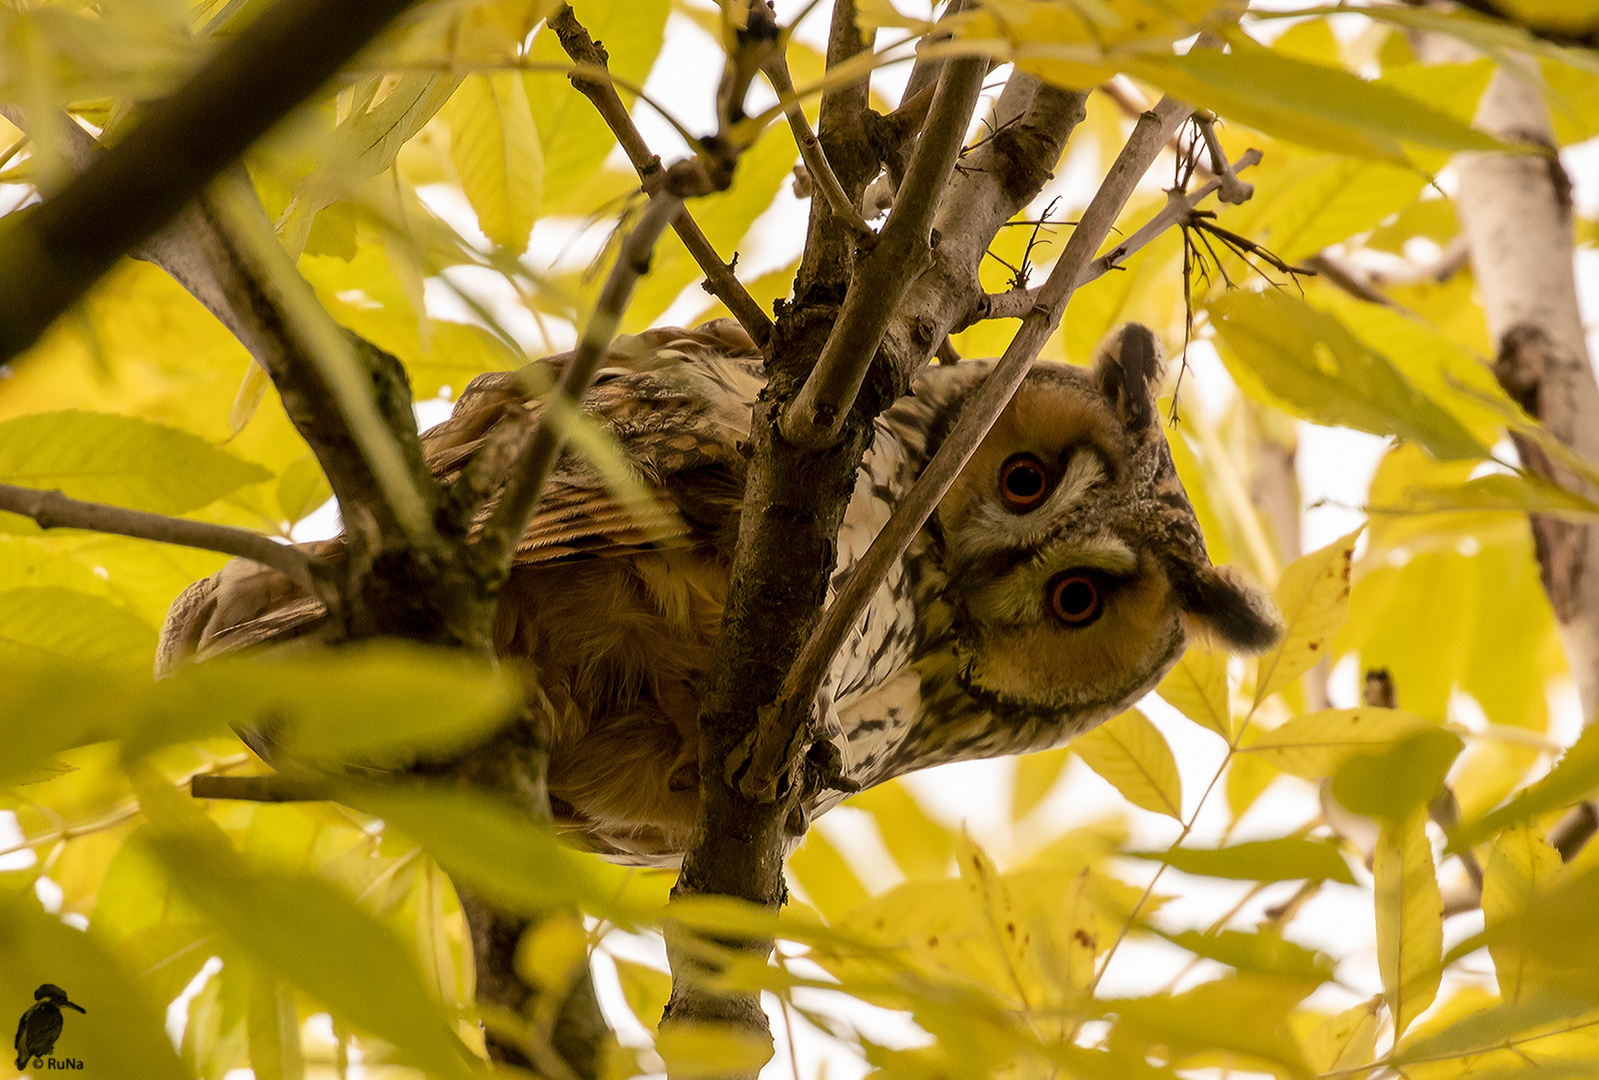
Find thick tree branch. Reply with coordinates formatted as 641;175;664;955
470;191;683;576
780;56;989;449
0;0;428;365
0;484;329;605
742;96;1194;795
191;774;337;802
972;148;1262;324
548;5;772;345
1425;41;1599;854
794;0;879;300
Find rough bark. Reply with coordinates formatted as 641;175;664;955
1450;63;1599;720
1433;46;1599;856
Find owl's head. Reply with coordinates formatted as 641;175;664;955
910;324;1280;728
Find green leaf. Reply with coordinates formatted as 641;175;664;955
0;410;271;513
1210;290;1490;461
1399;473;1599;519
526;0;670;213
0;586;156;671
0;889;196;1080
338;783;638;919
274;454;331;527
135;777;483;1080
1255;529;1360;707
1128;43;1501;163
0;644;520;788
1242;707;1433;780
247;968;305;1080
1074;709;1182;819
1374;807;1442;1038
1331;727;1464;821
445;73;543;255
655;1022;773;1080
1450;723;1599;851
1131;837;1356;884
1159;927;1335;984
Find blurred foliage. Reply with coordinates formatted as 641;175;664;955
0;0;1598;1077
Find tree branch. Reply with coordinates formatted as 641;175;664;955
971;148;1262;324
765;49;873;235
469;191;683;576
741;95;1194;796
191;774;336;802
794;0;878;300
0;483;329;605
0;0;428;366
548;5;772;345
0;106;444;571
780;55;989;449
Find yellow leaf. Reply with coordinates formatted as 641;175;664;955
1074;709;1183;819
1297;998;1379;1078
228;363;272;438
514;912;589;999
1484;823;1562;1004
1255;529;1361;707
1158;641;1232;739
956;833;1037;1011
853;780;954;879
445;73;542;255
655;1022;773;1079
1242;707;1432;780
787;827;869;921
1225;746;1278;822
1374;807;1442;1038
1012;746;1071;821
612;958;672;1033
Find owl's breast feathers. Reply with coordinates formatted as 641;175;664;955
158;321;1276;864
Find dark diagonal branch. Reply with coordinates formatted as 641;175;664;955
0;483;329;605
549;5;772;345
0;0;429;366
741;96;1194;797
470;192;684;575
780;56;989;448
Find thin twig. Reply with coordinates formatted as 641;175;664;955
779;55;989;449
548;5;772;344
1191;111;1254;204
971;149;1262;324
469;192;683;574
741;95;1195;797
765;49;873;235
0;483;328;604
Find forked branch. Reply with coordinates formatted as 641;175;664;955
740;96;1195;798
549;4;772;344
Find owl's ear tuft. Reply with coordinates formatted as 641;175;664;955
1173;564;1282;654
1093;323;1166;431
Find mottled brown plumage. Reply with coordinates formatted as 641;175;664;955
158;320;1279;864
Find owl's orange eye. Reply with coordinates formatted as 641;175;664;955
1049;574;1101;625
999;454;1050;510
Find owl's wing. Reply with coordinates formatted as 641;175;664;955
156;321;764;674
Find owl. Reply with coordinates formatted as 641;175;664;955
158;320;1279;864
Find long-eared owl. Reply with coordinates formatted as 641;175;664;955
158;320;1280;865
